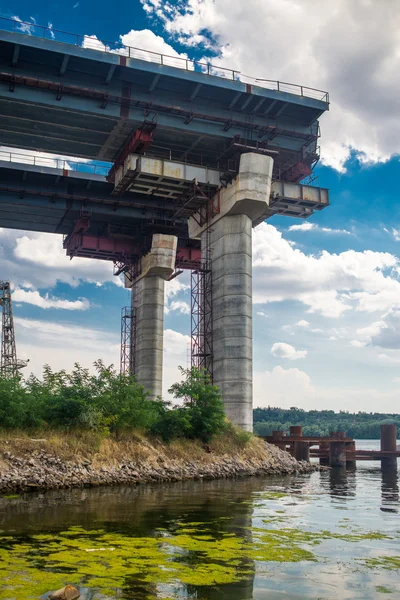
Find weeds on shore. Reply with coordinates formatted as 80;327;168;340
0;363;235;445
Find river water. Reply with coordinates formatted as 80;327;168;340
0;441;399;600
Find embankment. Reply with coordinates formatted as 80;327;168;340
0;431;321;494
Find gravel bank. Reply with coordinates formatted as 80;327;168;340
0;436;322;494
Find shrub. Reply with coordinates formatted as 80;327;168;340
167;366;227;443
0;362;227;444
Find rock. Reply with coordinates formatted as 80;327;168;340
49;585;80;600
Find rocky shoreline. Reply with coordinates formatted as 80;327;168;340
0;436;323;494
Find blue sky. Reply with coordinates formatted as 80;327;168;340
1;0;400;412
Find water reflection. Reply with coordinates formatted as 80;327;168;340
328;466;357;500
0;468;399;600
381;466;399;511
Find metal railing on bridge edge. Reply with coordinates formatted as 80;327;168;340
0;150;110;176
0;16;329;103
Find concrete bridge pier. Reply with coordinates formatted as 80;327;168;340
190;152;274;431
130;234;177;399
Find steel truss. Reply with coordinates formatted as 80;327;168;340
0;281;28;375
120;305;136;375
191;224;213;379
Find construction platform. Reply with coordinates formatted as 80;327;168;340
263;424;399;469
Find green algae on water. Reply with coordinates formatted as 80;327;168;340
364;556;400;571
376;585;394;594
0;520;396;600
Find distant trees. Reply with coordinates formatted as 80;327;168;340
253;406;400;439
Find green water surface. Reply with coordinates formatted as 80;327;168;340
0;464;399;599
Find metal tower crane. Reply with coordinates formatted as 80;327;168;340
0;281;28;376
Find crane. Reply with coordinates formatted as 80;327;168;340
0;281;29;376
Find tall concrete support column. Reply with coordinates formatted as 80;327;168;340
209;213;253;430
129;234;177;399
133;275;165;399
189;153;274;431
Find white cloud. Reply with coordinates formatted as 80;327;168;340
288;223;351;235
12;15;35;35
82;29;192;70
164;329;191;355
392;228;400;242
12;288;89;311
119;29;192;68
254;365;400;412
14;317;120;377
288;223;314;232
295;320;310;328
143;0;400;170
271;342;307;360
350;340;366;348
166;300;190;315
48;22;55;39
357;308;400;350
0;229;119;289
253;223;400;318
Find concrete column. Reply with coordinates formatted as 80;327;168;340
133;275;165;399
129;234;177;400
210;213;253;430
189;153;274;432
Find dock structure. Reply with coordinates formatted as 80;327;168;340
0;19;331;430
263;424;399;469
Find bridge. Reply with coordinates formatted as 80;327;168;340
0;19;330;431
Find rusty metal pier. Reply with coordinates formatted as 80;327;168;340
263;424;399;469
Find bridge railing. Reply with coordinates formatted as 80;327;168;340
0;16;329;103
0;150;109;176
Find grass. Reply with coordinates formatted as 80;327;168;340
0;427;271;468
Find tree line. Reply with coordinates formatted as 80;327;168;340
253;406;400;439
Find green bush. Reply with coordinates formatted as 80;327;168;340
165;366;227;443
0;363;227;444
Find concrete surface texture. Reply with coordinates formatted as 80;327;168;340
189;152;274;239
210;214;253;431
202;153;274;431
132;234;177;399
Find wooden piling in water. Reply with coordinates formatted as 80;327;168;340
329;440;347;467
380;424;397;469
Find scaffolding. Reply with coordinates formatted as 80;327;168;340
0;281;28;375
120;305;136;375
191;224;213;379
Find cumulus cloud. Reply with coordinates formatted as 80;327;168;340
12;288;89;311
254;365;400;412
271;342;307;360
253;223;400;317
14;317;120;377
142;0;400;170
164;329;191;355
164;276;190;315
356;308;400;350
296;320;310;328
0;229;119;289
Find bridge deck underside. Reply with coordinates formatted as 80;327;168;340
0;32;328;172
0;160;329;248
